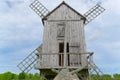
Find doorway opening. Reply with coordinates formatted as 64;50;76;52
67;43;70;66
59;43;64;66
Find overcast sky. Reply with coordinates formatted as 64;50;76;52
0;0;120;74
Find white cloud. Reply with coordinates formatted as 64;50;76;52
85;1;120;73
0;0;43;73
0;44;40;73
0;0;43;49
87;40;120;74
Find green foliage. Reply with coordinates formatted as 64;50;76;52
90;74;114;80
90;74;99;80
18;72;26;80
0;74;4;80
100;74;113;80
113;74;120;80
0;72;44;80
0;72;120;80
2;72;13;80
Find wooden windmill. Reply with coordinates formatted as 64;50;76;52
17;0;105;80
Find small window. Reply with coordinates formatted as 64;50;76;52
67;43;69;52
67;43;70;66
59;43;64;53
57;23;65;37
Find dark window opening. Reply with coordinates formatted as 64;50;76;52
59;43;64;66
67;43;69;52
59;43;64;53
67;43;70;66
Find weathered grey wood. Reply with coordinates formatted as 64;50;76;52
40;4;87;65
54;69;80;80
36;1;88;68
35;52;93;69
46;4;82;20
35;1;89;80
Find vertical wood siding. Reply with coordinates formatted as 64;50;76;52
41;3;87;67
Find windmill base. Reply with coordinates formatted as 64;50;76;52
39;69;89;80
53;69;80;80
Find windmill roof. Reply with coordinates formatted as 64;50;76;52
42;1;86;21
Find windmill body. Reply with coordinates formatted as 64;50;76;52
18;1;105;80
35;2;88;79
41;2;87;68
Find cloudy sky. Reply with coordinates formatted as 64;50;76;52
0;0;120;74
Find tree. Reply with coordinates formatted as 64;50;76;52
113;74;120;80
3;72;13;80
18;72;26;80
101;74;113;80
11;73;18;80
28;73;34;80
0;74;4;80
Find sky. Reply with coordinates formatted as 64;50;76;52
0;0;120;75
